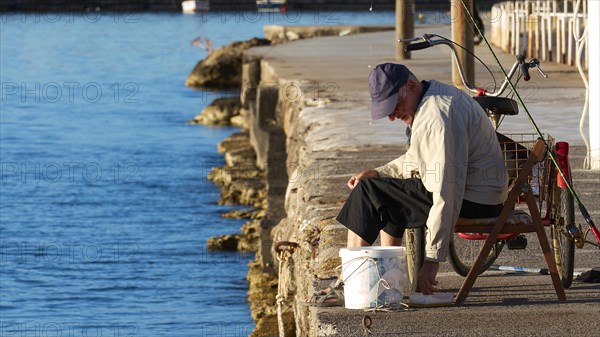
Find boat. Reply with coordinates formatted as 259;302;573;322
256;0;287;13
182;1;210;13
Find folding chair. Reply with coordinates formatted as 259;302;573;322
454;138;566;305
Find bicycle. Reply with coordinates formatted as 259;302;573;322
400;34;586;293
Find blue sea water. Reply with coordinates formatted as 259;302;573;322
0;9;446;336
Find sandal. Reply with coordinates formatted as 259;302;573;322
301;280;345;307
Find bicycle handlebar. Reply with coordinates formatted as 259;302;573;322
404;41;432;51
400;34;548;97
520;62;531;81
512;54;531;81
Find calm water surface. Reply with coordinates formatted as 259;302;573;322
0;10;412;336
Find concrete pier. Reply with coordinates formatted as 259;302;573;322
242;24;600;336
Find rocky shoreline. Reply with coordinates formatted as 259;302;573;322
199;117;294;337
188;24;396;337
200;118;285;336
187;97;246;128
186;34;285;337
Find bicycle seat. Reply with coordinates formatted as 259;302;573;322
473;96;519;115
456;210;534;234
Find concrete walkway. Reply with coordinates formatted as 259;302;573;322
260;24;588;146
248;24;600;336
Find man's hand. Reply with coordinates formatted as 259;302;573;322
347;169;379;189
418;260;440;295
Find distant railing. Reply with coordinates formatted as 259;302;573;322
490;0;588;69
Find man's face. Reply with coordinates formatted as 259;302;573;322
388;80;419;126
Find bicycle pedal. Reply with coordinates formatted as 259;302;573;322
507;235;528;250
566;224;585;248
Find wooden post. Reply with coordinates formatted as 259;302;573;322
451;0;474;88
396;0;414;60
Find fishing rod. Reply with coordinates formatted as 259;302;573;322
489;264;584;277
459;0;600;248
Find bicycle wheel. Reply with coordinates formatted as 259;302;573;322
405;227;425;293
550;170;575;289
448;234;504;277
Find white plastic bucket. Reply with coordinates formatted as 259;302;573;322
339;246;406;309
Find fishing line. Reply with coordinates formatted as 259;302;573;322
367;3;373;69
429;33;498;92
458;0;599;243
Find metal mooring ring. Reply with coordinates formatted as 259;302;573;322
274;241;299;254
362;315;372;329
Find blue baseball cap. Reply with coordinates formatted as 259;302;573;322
368;63;410;120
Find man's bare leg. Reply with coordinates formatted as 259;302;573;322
380;230;402;246
347;230;369;247
347;230;402;247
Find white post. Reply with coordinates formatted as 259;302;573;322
588;0;600;170
541;1;548;60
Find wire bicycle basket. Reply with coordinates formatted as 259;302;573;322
499;133;554;212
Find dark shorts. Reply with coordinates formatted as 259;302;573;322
336;178;503;245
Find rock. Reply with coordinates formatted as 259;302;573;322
229;114;246;128
246;257;295;337
208;166;262;187
217;177;266;208
208;134;265;207
218;131;253;153
285;30;300;42
225;146;257;167
221;209;259;219
206;220;260;252
186;38;271;89
207;234;241;251
238;220;260;251
187;97;242;126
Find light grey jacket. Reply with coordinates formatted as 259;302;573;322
375;80;508;262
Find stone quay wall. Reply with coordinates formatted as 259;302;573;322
238;27;403;336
